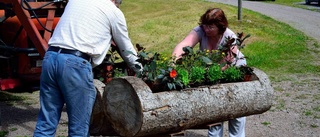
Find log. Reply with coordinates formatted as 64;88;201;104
101;68;274;136
90;79;118;136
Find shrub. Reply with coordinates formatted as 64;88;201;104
222;66;243;82
177;68;190;87
207;64;223;83
189;66;206;84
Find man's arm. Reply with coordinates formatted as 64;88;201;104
111;10;142;73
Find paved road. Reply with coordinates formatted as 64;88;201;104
207;0;320;43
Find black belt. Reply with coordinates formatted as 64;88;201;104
47;46;91;61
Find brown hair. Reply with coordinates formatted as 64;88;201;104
199;8;228;34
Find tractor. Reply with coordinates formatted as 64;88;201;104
0;0;66;91
0;0;131;91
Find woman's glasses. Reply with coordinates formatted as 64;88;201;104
202;24;217;31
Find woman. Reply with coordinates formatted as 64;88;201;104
172;8;246;70
172;8;246;137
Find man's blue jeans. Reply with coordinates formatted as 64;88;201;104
34;51;96;137
208;117;246;137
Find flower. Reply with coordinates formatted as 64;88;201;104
169;69;177;78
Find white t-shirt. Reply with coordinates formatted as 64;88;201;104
49;0;140;70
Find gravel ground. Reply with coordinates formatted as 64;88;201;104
1;1;320;137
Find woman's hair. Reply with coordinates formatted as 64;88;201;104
199;8;228;34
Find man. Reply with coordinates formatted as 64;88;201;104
33;0;141;136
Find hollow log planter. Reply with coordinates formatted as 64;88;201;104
93;68;274;136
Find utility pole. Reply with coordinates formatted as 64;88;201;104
238;0;242;21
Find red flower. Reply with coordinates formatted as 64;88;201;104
169;69;177;78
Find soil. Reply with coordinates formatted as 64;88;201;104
1;1;320;137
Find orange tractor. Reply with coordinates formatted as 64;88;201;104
0;0;131;91
0;0;66;91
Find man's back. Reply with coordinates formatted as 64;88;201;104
49;0;130;67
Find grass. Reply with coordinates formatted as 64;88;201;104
121;0;320;80
311;124;319;128
275;98;286;110
304;110;313;116
261;121;271;126
0;131;8;137
0;91;26;101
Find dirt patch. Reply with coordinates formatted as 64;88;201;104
245;73;320;137
0;91;69;137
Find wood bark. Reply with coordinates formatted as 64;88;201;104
90;79;118;136
95;68;273;136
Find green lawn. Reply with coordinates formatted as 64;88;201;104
121;0;320;80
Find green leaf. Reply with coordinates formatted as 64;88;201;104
167;83;173;90
144;64;149;71
148;73;154;80
172;83;176;89
159;69;165;74
162;77;168;83
140;52;148;58
243;34;251;40
177;81;184;88
183;46;194;55
153;52;160;60
150;61;157;70
220;63;227;67
157;74;164;79
99;77;104;82
201;56;213;65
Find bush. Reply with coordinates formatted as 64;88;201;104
177;68;190;87
222;66;243;82
189;66;206;84
207;64;223;83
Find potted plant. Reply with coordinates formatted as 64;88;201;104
98;32;253;92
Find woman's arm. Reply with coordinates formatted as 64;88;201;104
172;30;200;59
